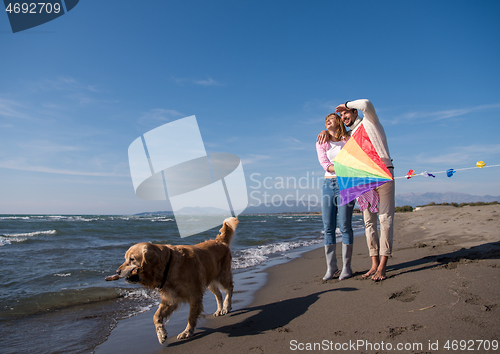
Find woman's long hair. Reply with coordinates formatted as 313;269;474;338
325;113;349;142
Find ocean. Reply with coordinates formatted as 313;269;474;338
0;213;364;353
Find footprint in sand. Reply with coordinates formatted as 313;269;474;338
388;285;420;302
463;291;498;312
387;324;423;339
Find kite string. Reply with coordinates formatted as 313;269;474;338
393;164;500;180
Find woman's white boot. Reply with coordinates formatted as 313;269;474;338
323;244;339;280
339;243;353;280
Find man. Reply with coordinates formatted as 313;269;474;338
317;99;394;281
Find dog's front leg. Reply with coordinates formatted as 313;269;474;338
154;302;177;344
177;298;203;340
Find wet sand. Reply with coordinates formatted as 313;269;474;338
96;205;500;353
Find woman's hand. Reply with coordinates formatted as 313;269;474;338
316;130;330;145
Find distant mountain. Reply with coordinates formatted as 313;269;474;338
396;192;500;207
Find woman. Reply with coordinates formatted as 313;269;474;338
316;113;355;280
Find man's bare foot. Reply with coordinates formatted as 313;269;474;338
371;269;386;281
363;256;380;278
372;256;388;281
362;268;377;278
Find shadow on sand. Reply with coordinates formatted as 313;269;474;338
387;240;500;278
167;286;357;346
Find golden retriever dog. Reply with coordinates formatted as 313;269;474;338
113;217;238;344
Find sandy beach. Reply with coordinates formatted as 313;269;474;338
96;205;500;353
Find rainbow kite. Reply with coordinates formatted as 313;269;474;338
333;125;393;206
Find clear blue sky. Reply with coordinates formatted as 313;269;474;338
1;0;499;214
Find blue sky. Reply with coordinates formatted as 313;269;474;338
1;0;500;214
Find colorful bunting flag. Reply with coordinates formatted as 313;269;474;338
393;161;499;180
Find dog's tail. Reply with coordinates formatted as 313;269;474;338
216;217;239;245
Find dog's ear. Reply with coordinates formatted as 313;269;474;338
141;243;160;268
217;223;228;240
161;245;171;265
141;244;150;268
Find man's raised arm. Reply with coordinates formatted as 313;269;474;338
336;99;379;124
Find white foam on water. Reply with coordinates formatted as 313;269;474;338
122;304;156;319
119;288;159;301
117;288;160;318
232;238;324;269
0;229;57;244
2;229;57;237
150;217;174;222
72;216;105;222
0;216;30;220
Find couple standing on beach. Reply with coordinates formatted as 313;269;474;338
316;99;395;281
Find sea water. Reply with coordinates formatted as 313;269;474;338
0;213;363;353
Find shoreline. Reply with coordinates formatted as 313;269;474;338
95;205;500;353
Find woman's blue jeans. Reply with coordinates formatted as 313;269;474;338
321;178;355;245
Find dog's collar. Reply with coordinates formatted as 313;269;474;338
158;256;171;290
